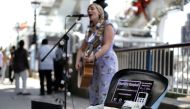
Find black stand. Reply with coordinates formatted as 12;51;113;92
41;17;82;109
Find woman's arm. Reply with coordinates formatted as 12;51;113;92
75;40;88;70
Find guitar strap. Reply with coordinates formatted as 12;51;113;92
85;21;105;56
90;21;105;51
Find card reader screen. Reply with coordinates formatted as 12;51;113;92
138;93;146;98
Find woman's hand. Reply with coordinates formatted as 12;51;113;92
83;52;95;63
75;60;82;71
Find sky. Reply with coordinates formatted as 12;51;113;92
0;0;33;49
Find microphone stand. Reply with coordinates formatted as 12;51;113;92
41;17;82;109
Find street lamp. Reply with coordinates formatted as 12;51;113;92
30;1;40;75
31;1;40;45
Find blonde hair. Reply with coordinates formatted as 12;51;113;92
88;3;104;23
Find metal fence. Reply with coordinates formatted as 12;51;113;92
115;42;190;95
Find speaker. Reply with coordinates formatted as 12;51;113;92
31;100;62;109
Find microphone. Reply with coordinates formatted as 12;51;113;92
66;14;88;17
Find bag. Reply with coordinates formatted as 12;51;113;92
57;58;65;66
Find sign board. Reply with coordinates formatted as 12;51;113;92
110;79;154;105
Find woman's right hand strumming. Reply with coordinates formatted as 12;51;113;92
75;60;82;72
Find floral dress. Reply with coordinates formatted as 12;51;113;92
86;21;118;105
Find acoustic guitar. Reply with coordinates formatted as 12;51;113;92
77;36;101;89
77;22;105;89
77;60;94;88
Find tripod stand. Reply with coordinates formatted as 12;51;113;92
41;17;82;109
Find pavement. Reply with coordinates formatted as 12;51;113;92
0;78;89;109
159;97;190;109
1;77;190;109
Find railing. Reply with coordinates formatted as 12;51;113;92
115;42;190;96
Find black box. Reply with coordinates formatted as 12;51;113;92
31;100;62;109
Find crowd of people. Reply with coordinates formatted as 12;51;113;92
37;38;67;95
0;39;68;96
0;46;15;84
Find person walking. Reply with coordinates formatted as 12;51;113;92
0;47;3;77
13;40;30;95
1;49;8;83
53;41;65;92
75;3;118;106
8;46;15;84
37;38;55;95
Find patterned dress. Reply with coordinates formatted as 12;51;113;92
86;21;118;105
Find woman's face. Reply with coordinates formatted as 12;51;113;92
87;4;100;23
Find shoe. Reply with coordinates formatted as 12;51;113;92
40;93;45;96
16;92;22;95
47;92;52;95
47;90;52;95
22;92;31;95
10;79;13;84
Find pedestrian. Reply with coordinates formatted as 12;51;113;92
37;38;55;95
0;47;3;77
8;46;15;84
75;3;118;106
1;49;8;83
53;40;65;92
13;40;30;95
